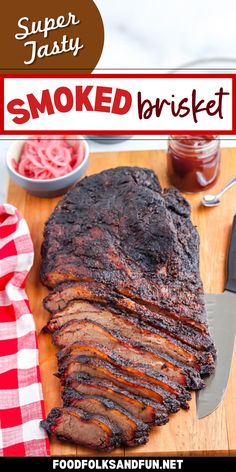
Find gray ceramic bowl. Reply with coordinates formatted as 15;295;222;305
88;135;133;144
6;136;89;198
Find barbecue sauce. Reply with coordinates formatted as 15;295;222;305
167;135;221;193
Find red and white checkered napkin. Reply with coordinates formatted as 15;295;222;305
0;204;50;456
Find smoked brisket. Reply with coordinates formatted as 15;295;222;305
62;389;150;447
46;300;214;375
58;355;188;411
40;407;121;451
53;319;204;389
65;374;169;426
40;167;216;451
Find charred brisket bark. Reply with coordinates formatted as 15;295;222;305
40;167;216;452
41;169;207;327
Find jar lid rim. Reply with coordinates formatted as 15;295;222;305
169;135;219;141
168;135;220;158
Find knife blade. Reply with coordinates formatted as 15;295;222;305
196;215;236;419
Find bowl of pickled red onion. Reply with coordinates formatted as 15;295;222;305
6;135;89;197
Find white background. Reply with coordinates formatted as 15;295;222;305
94;0;236;71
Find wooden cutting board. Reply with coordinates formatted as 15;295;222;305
6;148;236;456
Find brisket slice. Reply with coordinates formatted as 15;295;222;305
65;374;168;426
40;167;207;329
53;319;190;386
58;342;191;401
57;342;191;401
62;388;149;447
44;281;214;353
54;320;205;389
46;300;214;375
46;301;198;365
40;407;121;451
58;355;188;412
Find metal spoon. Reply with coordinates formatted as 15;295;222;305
202;175;236;207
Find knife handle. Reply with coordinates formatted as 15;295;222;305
225;215;236;293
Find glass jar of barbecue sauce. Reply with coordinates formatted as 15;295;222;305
167;135;221;193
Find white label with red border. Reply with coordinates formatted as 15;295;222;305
1;74;234;134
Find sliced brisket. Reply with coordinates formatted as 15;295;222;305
65;374;169;426
46;300;214;375
40;167;216;452
53;319;190;386
44;281;214;353
63;389;149;447
40;407;121;451
58;343;191;404
58;355;188;411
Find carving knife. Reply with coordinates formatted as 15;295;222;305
196;215;236;418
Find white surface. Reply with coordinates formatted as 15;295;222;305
95;0;236;71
